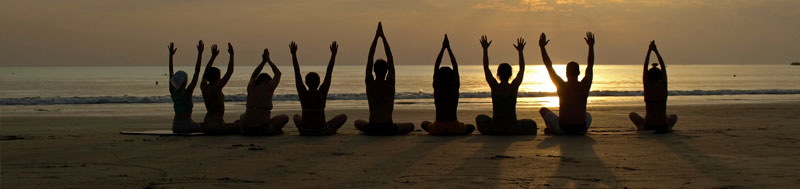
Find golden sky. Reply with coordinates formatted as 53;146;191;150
1;0;798;66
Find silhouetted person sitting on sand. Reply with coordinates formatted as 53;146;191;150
291;41;347;136
538;32;595;135
475;35;538;135
240;48;289;136
421;35;476;136
200;43;240;134
354;22;415;135
168;41;203;133
630;41;678;133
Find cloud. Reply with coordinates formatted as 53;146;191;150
474;0;555;12
474;0;603;12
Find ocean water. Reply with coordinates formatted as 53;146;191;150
1;65;799;107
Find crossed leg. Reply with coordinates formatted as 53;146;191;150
267;114;289;134
668;114;678;130
396;123;415;134
354;119;368;132
515;119;538;135
630;112;678;131
629;112;646;130
325;114;348;135
420;121;433;132
355;120;414;135
539;107;560;134
292;114;303;128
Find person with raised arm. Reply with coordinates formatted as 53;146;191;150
168;41;203;133
421;35;475;136
475;35;538;135
538;32;595;135
354;22;415;136
629;41;678;133
291;41;347;136
240;48;289;136
200;43;240;134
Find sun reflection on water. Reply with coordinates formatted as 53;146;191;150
518;64;564;94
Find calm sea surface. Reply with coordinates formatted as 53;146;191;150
1;65;799;107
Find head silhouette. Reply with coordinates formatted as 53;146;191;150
497;63;512;83
436;67;454;84
254;73;272;86
374;59;388;79
566;62;580;82
647;63;663;82
171;71;188;89
305;72;320;90
205;67;221;84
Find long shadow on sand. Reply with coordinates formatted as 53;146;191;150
537;135;620;188
441;135;536;187
333;135;458;187
647;132;762;187
141;135;354;187
270;135;397;176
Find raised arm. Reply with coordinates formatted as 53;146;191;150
581;32;595;85
267;50;281;87
539;33;564;85
168;42;176;78
168;42;177;91
380;25;395;83
512;37;526;86
652;41;667;82
249;48;269;88
219;43;235;86
366;23;380;82
434;36;446;74
290;41;306;93
480;35;496;86
643;41;654;84
186;41;203;94
444;35;459;83
201;43;220;90
320;41;338;95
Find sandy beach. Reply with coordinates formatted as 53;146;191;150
2;100;799;188
3;0;800;188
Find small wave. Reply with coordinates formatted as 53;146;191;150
2;89;799;105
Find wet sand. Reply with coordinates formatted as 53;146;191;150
2;102;800;188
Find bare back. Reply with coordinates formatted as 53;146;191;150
299;90;328;129
200;43;235;123
433;77;459;122
243;81;279;125
490;83;520;120
642;42;669;126
538;32;596;130
366;79;395;123
201;83;226;116
291;41;338;130
481;35;527;123
644;80;668;124
364;24;397;124
556;81;590;126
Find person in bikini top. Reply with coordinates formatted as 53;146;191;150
421;35;475;136
167;41;203;133
240;48;289;136
475;35;538;135
290;41;347;136
629;41;678;133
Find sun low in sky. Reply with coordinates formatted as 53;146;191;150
1;0;798;66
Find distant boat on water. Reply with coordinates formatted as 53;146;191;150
792;62;800;66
